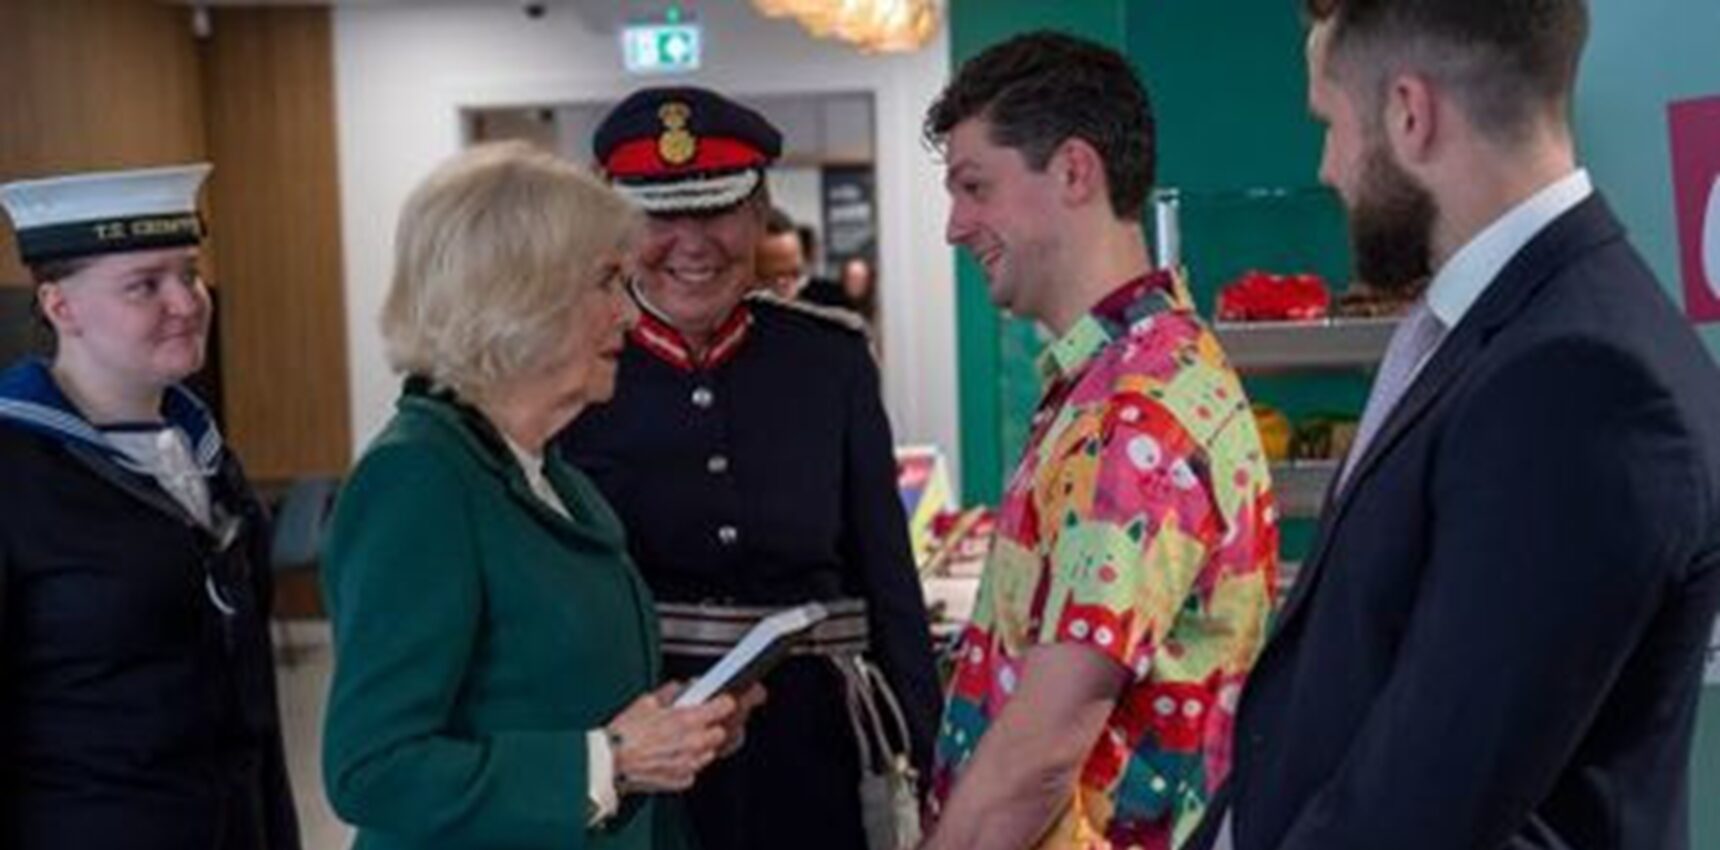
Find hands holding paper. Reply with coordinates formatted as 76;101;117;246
604;682;768;793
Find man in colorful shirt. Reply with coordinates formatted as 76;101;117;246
920;31;1280;850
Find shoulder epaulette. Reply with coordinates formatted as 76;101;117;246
748;291;872;337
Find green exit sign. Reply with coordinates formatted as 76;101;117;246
623;23;702;74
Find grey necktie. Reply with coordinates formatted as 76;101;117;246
1213;813;1236;850
1338;299;1445;492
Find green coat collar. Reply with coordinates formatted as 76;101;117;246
395;379;629;553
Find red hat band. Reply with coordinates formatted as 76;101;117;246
604;137;769;180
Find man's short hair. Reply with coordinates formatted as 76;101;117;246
794;224;818;266
1305;0;1588;144
924;30;1156;220
765;206;796;236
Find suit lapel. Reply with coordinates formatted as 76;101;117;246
1270;195;1626;634
1276;329;1482;625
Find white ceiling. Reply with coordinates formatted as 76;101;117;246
159;1;644;37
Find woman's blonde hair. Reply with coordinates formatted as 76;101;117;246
381;141;638;399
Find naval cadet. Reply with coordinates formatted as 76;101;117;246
0;165;299;848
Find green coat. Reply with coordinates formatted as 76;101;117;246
321;386;689;850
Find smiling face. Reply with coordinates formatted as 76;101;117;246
633;193;765;342
40;245;211;390
942;117;1065;322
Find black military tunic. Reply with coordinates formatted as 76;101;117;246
557;295;940;850
0;362;299;849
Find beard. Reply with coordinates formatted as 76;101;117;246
1348;141;1436;293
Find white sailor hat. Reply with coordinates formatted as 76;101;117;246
0;164;212;265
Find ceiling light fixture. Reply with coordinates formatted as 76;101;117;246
753;0;940;54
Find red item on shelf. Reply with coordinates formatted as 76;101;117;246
1216;270;1332;322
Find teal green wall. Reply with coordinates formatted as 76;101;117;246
948;0;1720;843
1577;3;1720;846
1579;2;1720;353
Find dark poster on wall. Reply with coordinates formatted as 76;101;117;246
821;165;876;270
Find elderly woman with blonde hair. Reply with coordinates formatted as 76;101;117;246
321;142;749;850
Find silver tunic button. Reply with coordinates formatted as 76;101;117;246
691;387;714;408
707;454;729;474
717;525;739;545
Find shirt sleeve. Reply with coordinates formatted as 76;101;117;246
245;494;304;850
1034;391;1226;679
585;729;619;826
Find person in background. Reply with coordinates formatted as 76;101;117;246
757;207;809;299
920;31;1279;850
1197;2;1720;849
837;256;879;325
558;86;941;850
320;142;751;850
791;222;856;312
0;165;299;849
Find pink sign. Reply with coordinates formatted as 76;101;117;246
1667;95;1720;324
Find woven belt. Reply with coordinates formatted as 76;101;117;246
658;599;870;658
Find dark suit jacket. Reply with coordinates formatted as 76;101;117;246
1202;195;1720;850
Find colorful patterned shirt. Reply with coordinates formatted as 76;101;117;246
929;272;1279;849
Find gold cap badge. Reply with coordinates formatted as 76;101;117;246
657;102;696;166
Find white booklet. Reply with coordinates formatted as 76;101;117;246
673;602;830;707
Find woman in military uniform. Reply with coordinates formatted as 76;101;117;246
0;166;298;849
556;87;942;850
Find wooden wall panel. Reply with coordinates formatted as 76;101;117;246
0;0;209;287
200;7;350;478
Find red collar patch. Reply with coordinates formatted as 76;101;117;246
630;302;754;372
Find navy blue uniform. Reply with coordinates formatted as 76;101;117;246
0;364;299;850
557;296;940;850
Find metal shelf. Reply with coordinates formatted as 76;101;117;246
1272;459;1339;519
1216;318;1398;373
